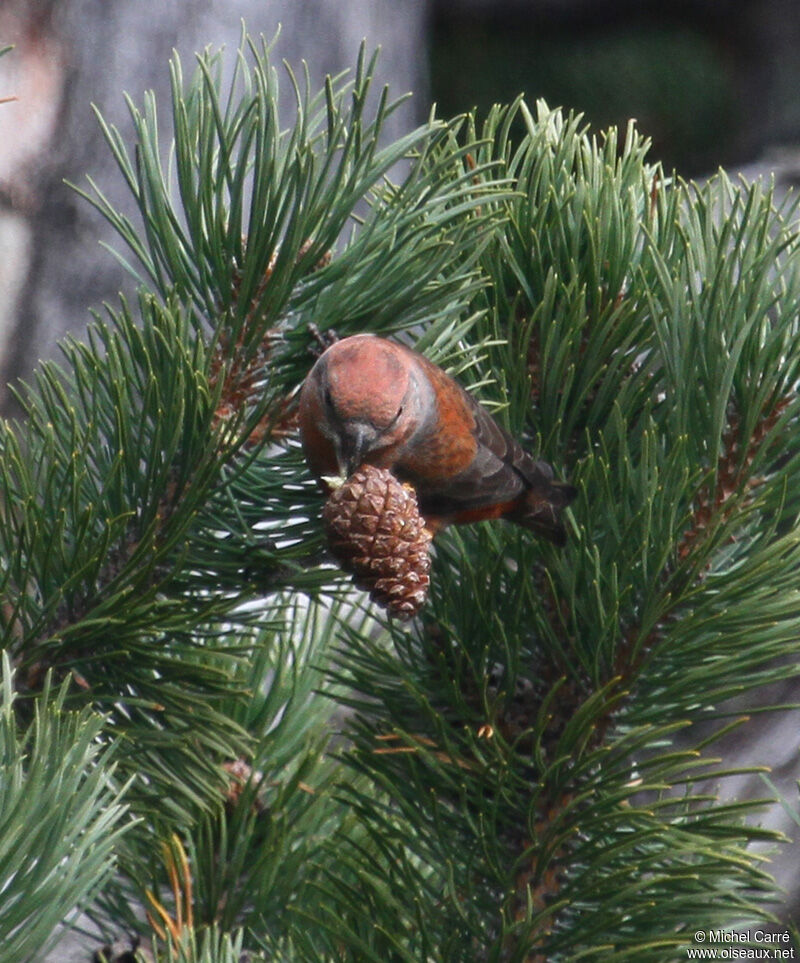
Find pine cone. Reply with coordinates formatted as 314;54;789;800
323;466;432;619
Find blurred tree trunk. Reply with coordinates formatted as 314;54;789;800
0;0;430;411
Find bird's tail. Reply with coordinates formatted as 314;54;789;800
513;481;578;547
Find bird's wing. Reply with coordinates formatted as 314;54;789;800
431;393;576;542
411;381;534;513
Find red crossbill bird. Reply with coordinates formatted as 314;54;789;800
298;334;577;545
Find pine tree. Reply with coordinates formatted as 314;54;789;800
2;30;800;963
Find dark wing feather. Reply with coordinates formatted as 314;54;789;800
414;389;536;513
414;386;576;546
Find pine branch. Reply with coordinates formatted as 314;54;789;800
6;27;800;962
319;102;800;961
0;28;503;835
0;655;131;961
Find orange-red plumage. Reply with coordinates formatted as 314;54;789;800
298;334;576;544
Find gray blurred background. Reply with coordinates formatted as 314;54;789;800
1;0;799;958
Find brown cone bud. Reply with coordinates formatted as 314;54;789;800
323;466;432;619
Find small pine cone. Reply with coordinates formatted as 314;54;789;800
323;466;432;619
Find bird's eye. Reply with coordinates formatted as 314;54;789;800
396;405;404;418
324;388;334;409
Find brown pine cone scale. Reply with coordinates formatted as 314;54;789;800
323;466;433;619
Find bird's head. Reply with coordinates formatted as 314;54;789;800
300;335;428;477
